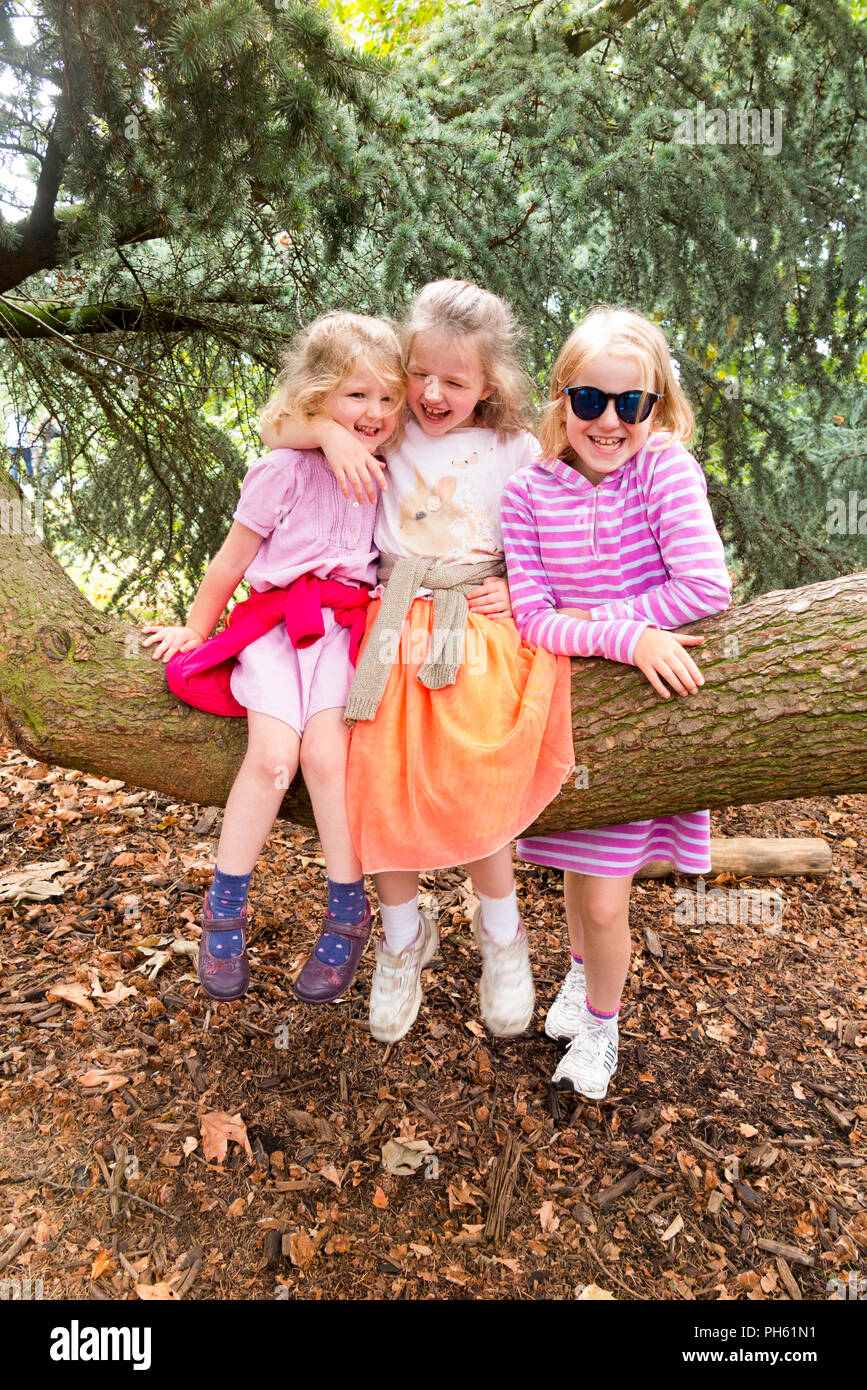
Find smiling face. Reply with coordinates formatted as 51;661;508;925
323;362;401;453
563;351;660;485
406;331;490;435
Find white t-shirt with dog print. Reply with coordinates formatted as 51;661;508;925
375;417;539;566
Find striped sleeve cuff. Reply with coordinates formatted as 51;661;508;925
522;611;649;664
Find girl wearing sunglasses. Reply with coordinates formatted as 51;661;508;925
501;305;731;1100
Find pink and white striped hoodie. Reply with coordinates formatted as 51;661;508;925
500;434;731;660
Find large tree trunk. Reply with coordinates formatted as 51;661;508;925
1;471;866;833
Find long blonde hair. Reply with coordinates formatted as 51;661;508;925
402;279;532;436
539;305;694;464
260;311;406;442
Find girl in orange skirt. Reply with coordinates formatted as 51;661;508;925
261;280;575;1042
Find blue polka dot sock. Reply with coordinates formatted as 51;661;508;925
316;878;367;967
207;868;251;958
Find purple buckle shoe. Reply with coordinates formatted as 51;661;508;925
198;896;250;1001
294;901;373;1004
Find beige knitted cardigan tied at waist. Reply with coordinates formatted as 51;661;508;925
343;551;506;724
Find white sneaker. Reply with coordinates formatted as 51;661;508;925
552;1013;618;1099
369;905;439;1043
545;961;587;1042
471;904;535;1037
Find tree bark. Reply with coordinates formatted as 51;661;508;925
0;211;161;297
0;299;279;340
1;469;866;833
0;302;220;340
565;0;660;56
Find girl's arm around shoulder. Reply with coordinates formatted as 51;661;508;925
260;413;387;505
500;469;649;664
259;413;324;452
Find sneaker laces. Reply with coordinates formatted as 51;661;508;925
553;968;586;1019
566;1018;617;1071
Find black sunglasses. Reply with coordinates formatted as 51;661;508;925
562;386;662;424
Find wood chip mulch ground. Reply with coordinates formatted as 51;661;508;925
1;738;864;1301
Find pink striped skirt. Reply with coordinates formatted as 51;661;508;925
517;810;711;878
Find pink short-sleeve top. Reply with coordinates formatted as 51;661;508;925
233;447;379;591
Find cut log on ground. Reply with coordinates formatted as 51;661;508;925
635;837;832;879
1;469;866;833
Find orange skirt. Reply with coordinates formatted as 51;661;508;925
346;598;575;873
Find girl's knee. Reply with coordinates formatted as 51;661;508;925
249;752;296;789
581;891;630;934
245;732;299;787
583;900;630;934
300;729;348;784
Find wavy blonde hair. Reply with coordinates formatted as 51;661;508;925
539;305;694;464
402;279;532;437
260;311;406;444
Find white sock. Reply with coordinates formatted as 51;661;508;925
585;999;619;1031
379;896;420;954
477;888;520;944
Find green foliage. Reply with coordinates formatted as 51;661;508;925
1;0;865;612
373;0;867;594
0;0;404;610
325;0;448;55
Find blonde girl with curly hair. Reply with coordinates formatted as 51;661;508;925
143;312;405;1005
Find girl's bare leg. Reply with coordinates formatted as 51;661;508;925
571;873;633;1014
214;711;301;873
463;844;515;899
564;870;585;959
299;707;361;882
375;843;514;914
374;870;420;906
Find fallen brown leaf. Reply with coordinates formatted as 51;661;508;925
200;1111;253;1165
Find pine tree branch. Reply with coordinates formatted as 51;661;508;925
429;0;664;123
488;201;538;250
0;140;42;159
0;300;291;383
0;300;213;339
0;214;163;296
564;0;661;56
27;121;69;239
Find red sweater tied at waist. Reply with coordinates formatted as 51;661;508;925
165;573;371;718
